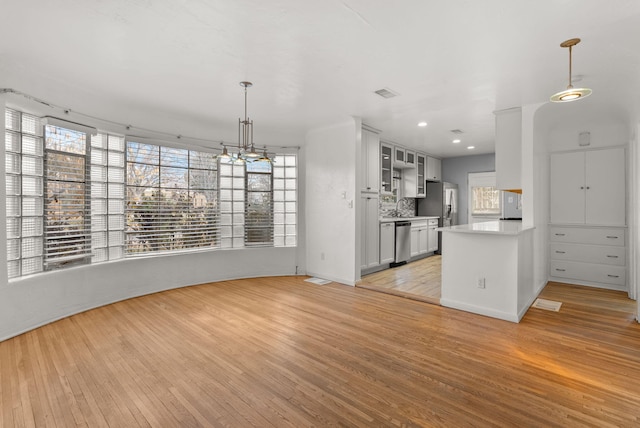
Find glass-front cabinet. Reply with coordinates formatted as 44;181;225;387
416;153;426;197
380;143;393;194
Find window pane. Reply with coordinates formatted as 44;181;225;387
45;125;86;154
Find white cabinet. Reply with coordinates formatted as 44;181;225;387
550;148;625;226
361;195;380;270
393;146;406;168
549;225;627;290
416;153;426;198
380;143;393;195
379;222;395;264
427;219;438;252
361;128;380;193
494;107;522;191
405;150;416;168
403;167;417;198
410;220;430;257
426;156;442;182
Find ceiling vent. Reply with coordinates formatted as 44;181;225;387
374;88;399;99
450;129;464;134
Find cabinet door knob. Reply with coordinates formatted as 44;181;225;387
555;268;566;272
580;186;584;190
555;250;566;254
586;186;590;189
606;236;619;239
607;274;620;278
607;255;619;258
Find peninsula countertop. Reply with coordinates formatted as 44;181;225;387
438;220;534;236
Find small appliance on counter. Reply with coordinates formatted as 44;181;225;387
417;181;458;254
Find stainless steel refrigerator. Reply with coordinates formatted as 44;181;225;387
417;181;458;254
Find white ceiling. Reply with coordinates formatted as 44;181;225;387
1;0;640;158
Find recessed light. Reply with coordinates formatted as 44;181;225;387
467;146;475;150
452;139;461;143
418;121;428;127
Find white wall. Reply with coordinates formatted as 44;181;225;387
304;119;358;285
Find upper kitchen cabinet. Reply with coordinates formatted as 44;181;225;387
416;153;426;197
361;127;380;193
550;147;625;226
425;156;442;182
494;107;522;191
393;146;406;167
380;143;393;195
405;150;416;168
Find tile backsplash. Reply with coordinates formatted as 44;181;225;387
380;196;415;217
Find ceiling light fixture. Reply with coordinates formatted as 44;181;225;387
418;121;428;127
467;146;475;150
221;81;271;163
550;38;592;103
452;139;461;144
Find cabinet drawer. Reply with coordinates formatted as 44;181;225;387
549;226;625;246
550;261;626;286
549;243;625;266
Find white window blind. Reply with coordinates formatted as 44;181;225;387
44;124;91;268
245;160;273;246
125;142;219;254
218;158;245;248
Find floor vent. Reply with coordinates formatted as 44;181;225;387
532;298;562;312
305;277;332;285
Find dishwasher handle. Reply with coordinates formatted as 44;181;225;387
395;221;411;227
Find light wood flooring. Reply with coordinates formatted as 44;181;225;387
359;255;442;303
1;277;639;427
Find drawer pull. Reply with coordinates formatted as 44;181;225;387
555;250;566;254
606;236;619;239
607;274;620;278
606;255;619;258
555;268;566;272
554;233;566;236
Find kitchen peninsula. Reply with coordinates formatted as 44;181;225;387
439;220;537;322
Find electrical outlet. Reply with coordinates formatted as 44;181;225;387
477;277;486;289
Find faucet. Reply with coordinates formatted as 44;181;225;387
395;197;404;217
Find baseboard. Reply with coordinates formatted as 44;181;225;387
440;298;519;323
306;271;355;287
548;276;626;292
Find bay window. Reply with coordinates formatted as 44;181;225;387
5;107;297;279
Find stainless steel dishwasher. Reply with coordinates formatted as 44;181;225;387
394;220;411;264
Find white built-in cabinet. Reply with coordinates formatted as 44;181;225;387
361;194;380;269
361;127;381;272
426;156;442;182
549;147;627;290
550;148;625;226
361;128;380;193
379;222;395;264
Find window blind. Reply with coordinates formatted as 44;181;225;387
125;142;219;254
44;124;91;267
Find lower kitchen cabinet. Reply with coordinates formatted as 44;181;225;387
427;219;438;252
411;220;430;258
380;222;395;264
361;194;380;270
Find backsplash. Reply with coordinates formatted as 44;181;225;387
379;196;415;217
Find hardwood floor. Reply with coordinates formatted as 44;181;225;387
359;255;441;303
1;277;639;427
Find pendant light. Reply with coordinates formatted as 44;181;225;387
550;38;592;103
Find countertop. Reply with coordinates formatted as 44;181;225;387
438;220;534;235
380;216;440;223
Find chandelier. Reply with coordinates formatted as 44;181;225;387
219;81;271;163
